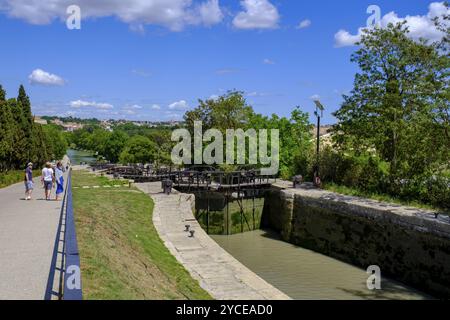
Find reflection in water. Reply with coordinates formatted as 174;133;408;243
67;149;96;165
211;230;431;300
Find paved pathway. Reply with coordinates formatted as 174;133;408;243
136;182;290;300
0;163;68;300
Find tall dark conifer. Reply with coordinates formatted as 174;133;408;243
0;86;14;170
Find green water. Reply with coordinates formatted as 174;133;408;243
211;229;432;300
67;149;96;165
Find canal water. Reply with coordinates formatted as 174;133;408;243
211;229;431;300
67;149;96;165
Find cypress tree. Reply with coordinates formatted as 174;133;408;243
17;85;33;162
8;99;28;169
0;86;14;170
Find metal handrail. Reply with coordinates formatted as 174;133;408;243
44;169;82;300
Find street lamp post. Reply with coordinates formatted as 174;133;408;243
313;100;324;186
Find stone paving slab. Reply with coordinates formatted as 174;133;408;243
136;182;291;300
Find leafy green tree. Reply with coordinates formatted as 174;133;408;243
119;135;157;164
42;125;68;160
103;130;128;163
249;108;313;179
184;90;255;134
333;22;449;183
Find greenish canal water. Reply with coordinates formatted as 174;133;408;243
67;149;96;165
211;229;432;300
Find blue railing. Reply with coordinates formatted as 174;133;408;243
45;169;82;300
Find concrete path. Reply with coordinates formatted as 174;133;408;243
136;182;290;300
0;163;68;300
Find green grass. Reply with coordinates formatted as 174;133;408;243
323;182;443;212
72;170;212;300
0;170;40;189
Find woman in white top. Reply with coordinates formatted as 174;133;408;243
41;162;55;201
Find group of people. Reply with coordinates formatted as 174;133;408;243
24;161;66;201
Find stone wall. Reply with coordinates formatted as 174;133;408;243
261;184;450;298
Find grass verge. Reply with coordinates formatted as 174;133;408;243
72;170;212;300
323;182;446;213
0;170;40;189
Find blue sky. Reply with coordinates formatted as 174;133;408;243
0;0;447;124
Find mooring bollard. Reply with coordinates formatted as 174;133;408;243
293;175;303;188
189;230;195;238
185;225;190;232
162;179;173;195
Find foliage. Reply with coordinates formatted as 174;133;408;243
119;135;157;164
331;21;449;209
0;85;66;171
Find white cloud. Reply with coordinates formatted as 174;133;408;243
197;0;223;26
297;19;311;29
310;94;321;101
70;100;114;110
233;0;279;30
129;104;143;109
263;58;275;65
334;2;450;47
151;104;161;110
169;100;189;110
28;69;65;86
0;0;224;31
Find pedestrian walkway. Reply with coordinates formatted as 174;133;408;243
0;168;68;300
136;182;290;300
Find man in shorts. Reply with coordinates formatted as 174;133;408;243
41;162;55;201
24;162;34;200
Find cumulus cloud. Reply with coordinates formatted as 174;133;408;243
151;104;161;110
297;19;311;29
263;58;275;65
334;2;450;48
169;100;189;110
0;0;224;31
28;69;65;86
233;0;279;29
70;100;114;110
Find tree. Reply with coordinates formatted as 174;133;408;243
119;135;157;164
249;108;313;179
184;90;255;134
333;22;449;182
17;85;34;161
8;98;28;168
0;86;14;170
103;130;128;163
42;125;68;160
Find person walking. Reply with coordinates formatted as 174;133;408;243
24;162;34;200
41;162;54;201
55;161;64;201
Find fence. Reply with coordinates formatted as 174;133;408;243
45;169;82;300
